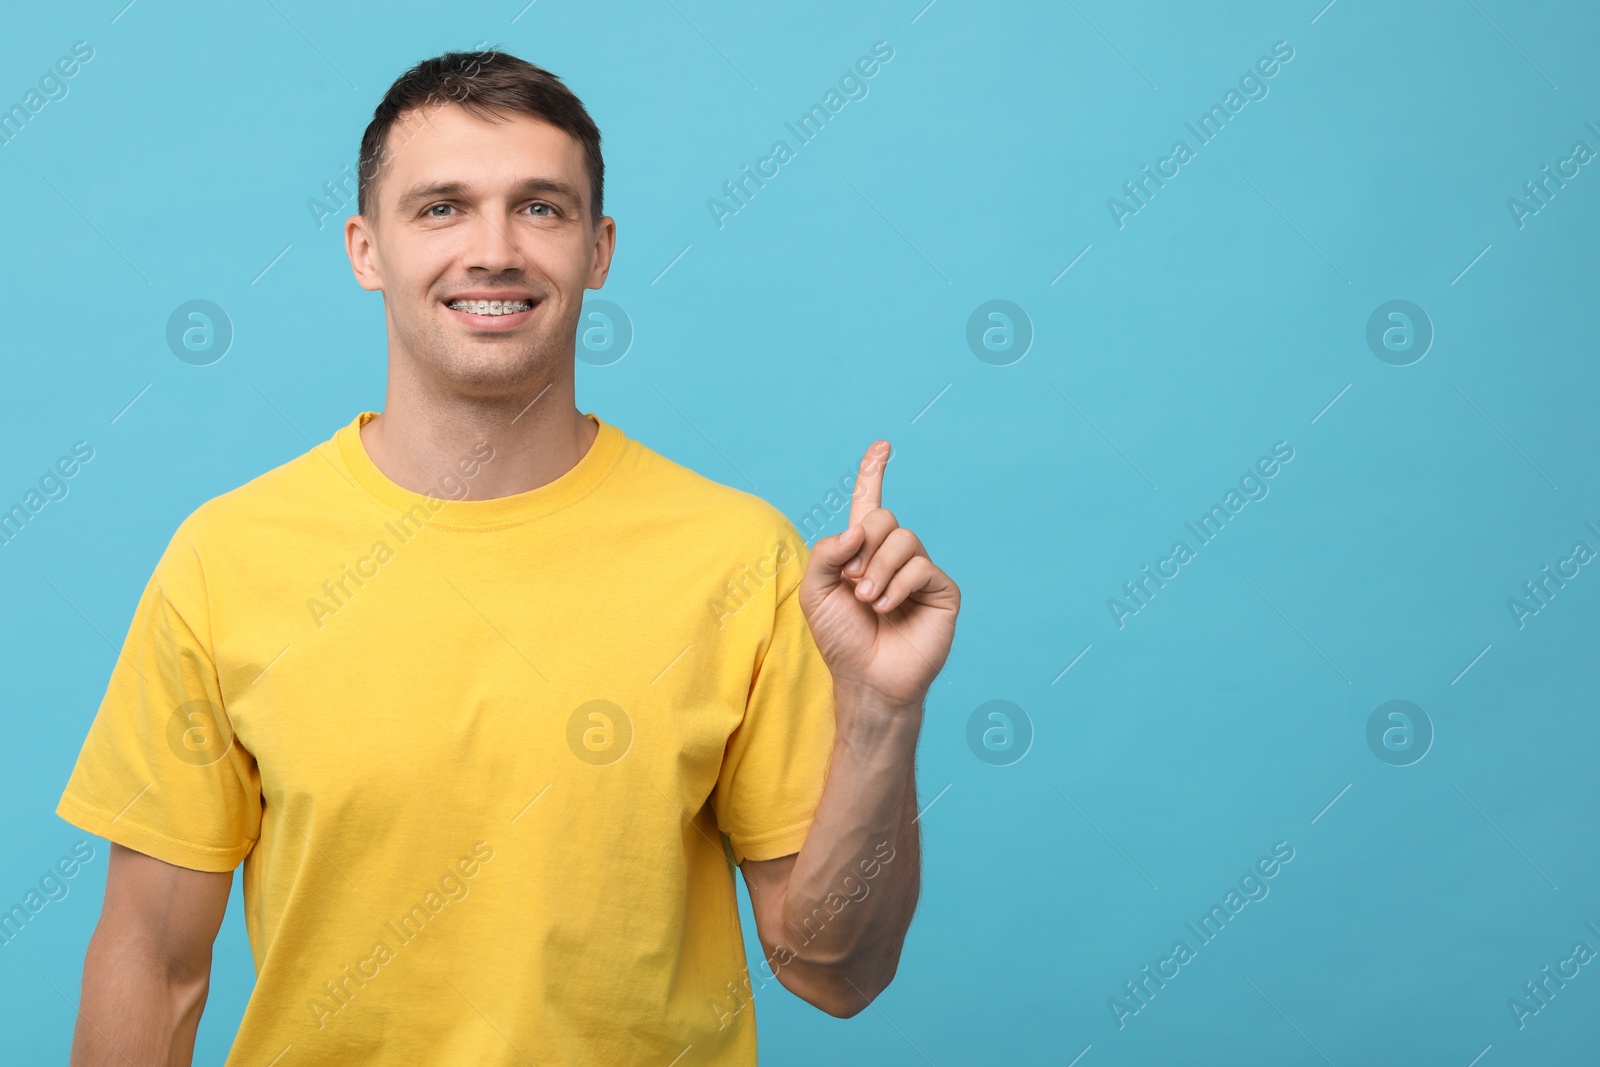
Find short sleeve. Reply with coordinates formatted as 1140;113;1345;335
54;520;261;872
712;530;838;865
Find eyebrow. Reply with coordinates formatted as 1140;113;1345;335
394;177;584;214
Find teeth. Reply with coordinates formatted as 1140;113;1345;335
449;299;532;316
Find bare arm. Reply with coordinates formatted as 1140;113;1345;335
70;843;233;1066
740;691;922;1017
751;438;956;1017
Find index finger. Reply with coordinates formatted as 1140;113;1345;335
848;440;891;528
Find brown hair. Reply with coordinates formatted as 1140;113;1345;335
357;48;604;225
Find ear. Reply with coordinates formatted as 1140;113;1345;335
585;215;617;290
346;213;384;293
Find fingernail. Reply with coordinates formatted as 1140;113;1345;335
845;556;863;575
857;578;875;598
874;594;890;609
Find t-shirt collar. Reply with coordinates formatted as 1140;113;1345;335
332;410;624;530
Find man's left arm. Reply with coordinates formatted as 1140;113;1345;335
740;440;959;1017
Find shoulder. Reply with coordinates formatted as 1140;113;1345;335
611;426;813;588
160;435;343;576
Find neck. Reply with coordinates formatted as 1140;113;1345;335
359;370;597;502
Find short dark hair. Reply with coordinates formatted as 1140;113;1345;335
357;49;604;225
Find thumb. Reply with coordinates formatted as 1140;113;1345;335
799;523;864;598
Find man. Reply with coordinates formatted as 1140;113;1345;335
55;48;958;1065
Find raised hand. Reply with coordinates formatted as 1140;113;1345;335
796;441;960;710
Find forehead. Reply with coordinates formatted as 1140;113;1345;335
375;103;588;209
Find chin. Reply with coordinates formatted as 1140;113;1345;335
437;345;552;390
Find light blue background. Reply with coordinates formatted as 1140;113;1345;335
3;0;1598;1062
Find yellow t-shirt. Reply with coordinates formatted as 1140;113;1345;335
55;410;838;1065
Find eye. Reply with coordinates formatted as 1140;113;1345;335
425;203;456;218
526;202;556;217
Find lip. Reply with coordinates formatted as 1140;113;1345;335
443;295;539;332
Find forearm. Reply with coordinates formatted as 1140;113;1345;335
72;930;209;1066
778;686;923;1012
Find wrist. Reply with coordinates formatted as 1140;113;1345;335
832;678;925;718
832;684;923;755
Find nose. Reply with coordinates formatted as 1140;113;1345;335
462;206;526;273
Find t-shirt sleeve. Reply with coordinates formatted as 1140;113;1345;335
54;518;261;873
712;525;838;865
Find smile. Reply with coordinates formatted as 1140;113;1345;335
442;297;539;331
446;299;534;316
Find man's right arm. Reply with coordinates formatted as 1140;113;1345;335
71;843;233;1067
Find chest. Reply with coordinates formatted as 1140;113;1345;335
211;543;751;820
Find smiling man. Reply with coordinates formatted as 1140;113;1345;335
56;48;958;1066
